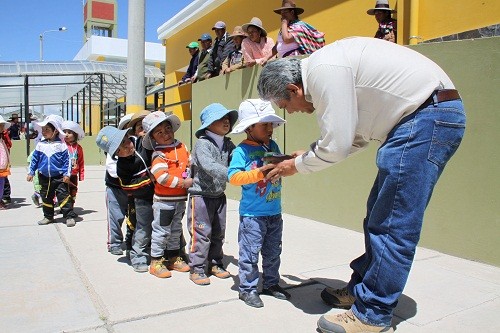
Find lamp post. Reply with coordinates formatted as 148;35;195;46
39;27;67;61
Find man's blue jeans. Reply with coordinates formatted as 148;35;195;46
238;214;283;293
347;100;466;326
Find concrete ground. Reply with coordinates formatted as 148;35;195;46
1;166;499;333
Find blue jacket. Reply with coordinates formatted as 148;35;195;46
29;138;70;178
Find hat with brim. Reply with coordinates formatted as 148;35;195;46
34;114;66;141
229;26;247;38
61;120;85;140
96;126;131;156
242;17;267;37
127;110;151;131
0;115;11;130
195;103;238;138
142;111;182;150
273;0;304;15
367;0;396;15
7;113;19;121
118;114;133;130
232;99;285;134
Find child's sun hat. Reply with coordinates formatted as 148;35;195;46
142;111;181;150
61;120;85;140
195;103;238;138
95;126;130;156
232;99;286;134
34;114;66;140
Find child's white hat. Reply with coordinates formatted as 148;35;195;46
61;120;85;140
0;115;11;130
232;99;286;134
142;111;181;150
34;114;66;140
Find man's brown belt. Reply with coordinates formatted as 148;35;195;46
418;89;461;110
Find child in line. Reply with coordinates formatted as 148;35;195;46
0;116;11;210
61;120;85;203
142;111;193;278
228;99;290;308
96;111;154;273
27;115;77;227
187;103;238;285
104;114;133;256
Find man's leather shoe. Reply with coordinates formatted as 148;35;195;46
239;291;264;308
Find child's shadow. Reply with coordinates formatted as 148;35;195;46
73;207;98;217
5;197;31;209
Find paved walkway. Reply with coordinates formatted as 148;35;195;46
1;166;499;332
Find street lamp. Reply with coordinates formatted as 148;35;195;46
39;27;67;61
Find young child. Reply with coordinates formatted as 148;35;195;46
61;120;85;203
0;115;11;210
27;115;77;227
141;111;193;278
96;116;155;273
187;103;238;285
105;114;133;256
228;98;290;308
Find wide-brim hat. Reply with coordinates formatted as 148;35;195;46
273;0;304;15
229;26;247;38
61;120;85;140
367;0;396;15
118;114;133;130
34;114;66;140
195;103;238;138
242;17;267;37
127;110;150;131
96;126;131;156
142;111;182;150
0;115;11;130
232;99;286;134
7;113;19;121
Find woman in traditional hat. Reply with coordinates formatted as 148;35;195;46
367;0;397;43
270;0;325;58
220;26;247;74
241;17;275;67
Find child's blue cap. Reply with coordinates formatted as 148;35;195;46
95;126;130;156
195;103;238;138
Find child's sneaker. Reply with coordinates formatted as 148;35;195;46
167;256;190;272
37;217;54;225
149;258;172;278
66;218;76;227
210;265;231;279
189;272;211;285
0;201;7;210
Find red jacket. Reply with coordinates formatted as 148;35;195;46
66;142;85;181
1;130;12;151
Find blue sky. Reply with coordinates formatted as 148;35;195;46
0;0;193;62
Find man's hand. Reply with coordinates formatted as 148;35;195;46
265;158;298;183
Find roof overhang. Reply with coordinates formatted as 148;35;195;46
0;60;164;108
157;0;227;40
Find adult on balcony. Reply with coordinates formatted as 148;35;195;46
179;42;200;85
194;33;213;82
269;0;325;59
368;0;397;43
241;17;275;67
206;21;234;79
